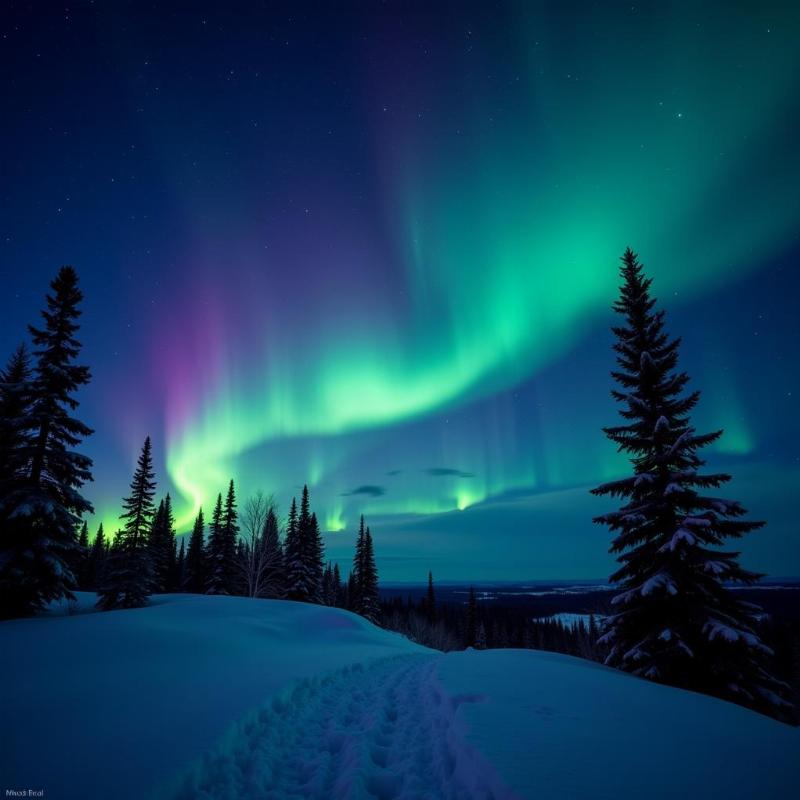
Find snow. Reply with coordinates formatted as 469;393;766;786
640;572;678;596
2;593;798;799
661;527;696;551
1;593;427;800
438;649;799;800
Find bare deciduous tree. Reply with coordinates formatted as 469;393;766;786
237;492;283;598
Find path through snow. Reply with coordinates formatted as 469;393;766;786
163;653;515;800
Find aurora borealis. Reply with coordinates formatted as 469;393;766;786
2;1;799;579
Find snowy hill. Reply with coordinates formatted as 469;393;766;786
1;594;797;799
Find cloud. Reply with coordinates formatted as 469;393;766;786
424;467;475;478
341;485;386;498
386;469;403;476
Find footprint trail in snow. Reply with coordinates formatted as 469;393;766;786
167;654;515;800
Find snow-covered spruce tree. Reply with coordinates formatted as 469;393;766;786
0;344;33;493
74;520;90;589
592;248;790;718
184;508;206;592
205;493;226;594
97;436;155;610
0;268;94;617
285;485;323;603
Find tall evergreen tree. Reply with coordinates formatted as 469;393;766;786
346;570;357;611
97;436;155;610
426;571;436;625
261;504;284;598
148;499;167;591
0;344;33;493
221;480;239;594
87;523;107;591
295;485;313;601
185;508;206;593
74;520;90;589
0;267;93;617
359;526;380;624
173;538;186;591
322;563;333;605
284;496;303;600
332;562;343;607
307;512;325;603
284;486;322;602
592;248;789;717
205;493;226;594
351;515;366;613
149;494;177;592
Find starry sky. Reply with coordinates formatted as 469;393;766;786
2;1;799;580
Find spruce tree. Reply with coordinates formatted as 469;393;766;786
163;495;177;590
322;563;334;605
332;562;343;607
284;496;302;600
174;538;186;591
307;512;325;603
294;485;314;601
359;527;380;624
87;523;106;591
0;267;93;617
426;571;436;625
592;248;789;717
205;493;226;594
148;493;176;592
221;480;239;594
351;515;366;613
185;508;206;593
261;504;284;598
284;486;323;603
74;520;90;589
0;344;33;494
148;499;167;592
97;436;155;610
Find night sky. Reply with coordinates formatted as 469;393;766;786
2;2;798;580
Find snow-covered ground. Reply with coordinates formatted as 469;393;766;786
1;594;797;799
